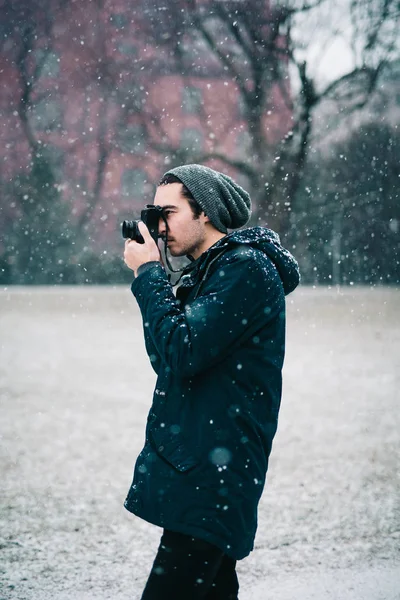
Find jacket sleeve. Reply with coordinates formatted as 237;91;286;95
135;262;162;374
131;250;284;378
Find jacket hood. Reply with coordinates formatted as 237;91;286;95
187;226;300;296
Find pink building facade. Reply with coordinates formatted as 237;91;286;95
0;0;292;245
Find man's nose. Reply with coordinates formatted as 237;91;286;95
158;216;166;236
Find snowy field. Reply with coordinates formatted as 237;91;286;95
1;285;399;600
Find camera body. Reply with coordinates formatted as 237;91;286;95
122;205;164;244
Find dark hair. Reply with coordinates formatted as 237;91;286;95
158;173;203;218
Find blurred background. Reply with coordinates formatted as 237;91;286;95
0;0;399;286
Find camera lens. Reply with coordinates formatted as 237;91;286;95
122;220;139;240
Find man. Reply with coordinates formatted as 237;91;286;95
123;164;300;599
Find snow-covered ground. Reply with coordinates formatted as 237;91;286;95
1;285;399;599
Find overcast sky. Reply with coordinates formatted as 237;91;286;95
290;0;358;89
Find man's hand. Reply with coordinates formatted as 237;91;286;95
124;221;161;276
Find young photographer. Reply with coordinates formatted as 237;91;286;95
123;164;300;599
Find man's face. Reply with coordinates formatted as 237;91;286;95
153;183;209;259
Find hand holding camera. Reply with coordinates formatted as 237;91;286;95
123;204;180;275
123;220;161;276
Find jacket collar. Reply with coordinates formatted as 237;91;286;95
175;226;300;296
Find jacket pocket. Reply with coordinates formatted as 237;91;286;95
150;428;199;473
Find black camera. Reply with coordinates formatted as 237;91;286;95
122;205;164;244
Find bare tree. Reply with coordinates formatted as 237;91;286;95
140;0;399;233
0;0;124;236
70;0;118;233
0;0;67;156
0;0;74;282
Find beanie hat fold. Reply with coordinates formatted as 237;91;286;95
164;164;252;232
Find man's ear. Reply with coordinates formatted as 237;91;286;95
201;211;211;224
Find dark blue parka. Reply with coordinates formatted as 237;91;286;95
124;227;300;559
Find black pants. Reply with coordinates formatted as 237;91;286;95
140;530;239;599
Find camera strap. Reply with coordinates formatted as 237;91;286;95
160;213;187;275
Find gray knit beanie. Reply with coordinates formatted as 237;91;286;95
163;164;252;233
